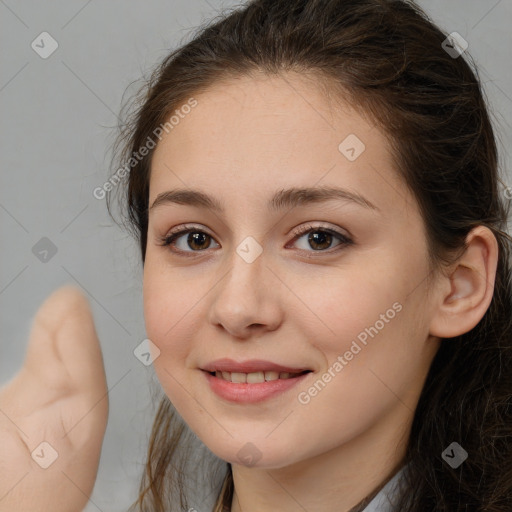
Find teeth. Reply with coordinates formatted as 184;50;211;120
231;372;247;383
214;370;302;383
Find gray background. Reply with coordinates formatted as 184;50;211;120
1;1;511;511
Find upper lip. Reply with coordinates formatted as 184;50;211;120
200;358;311;374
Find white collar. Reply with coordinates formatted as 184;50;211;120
360;464;408;512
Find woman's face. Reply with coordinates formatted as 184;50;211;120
143;72;441;468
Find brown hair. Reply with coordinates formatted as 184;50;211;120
107;0;512;510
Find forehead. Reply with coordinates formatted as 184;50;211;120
149;72;412;216
152;72;372;160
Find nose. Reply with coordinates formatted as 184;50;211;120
207;243;284;339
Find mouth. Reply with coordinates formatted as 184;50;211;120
203;369;312;384
201;367;312;403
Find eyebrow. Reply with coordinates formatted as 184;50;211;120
149;185;379;214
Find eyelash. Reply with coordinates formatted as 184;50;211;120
157;223;353;258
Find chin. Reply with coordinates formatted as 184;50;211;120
204;439;304;470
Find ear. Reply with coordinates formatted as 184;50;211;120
429;225;499;339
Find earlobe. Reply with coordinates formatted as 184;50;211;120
429;226;498;339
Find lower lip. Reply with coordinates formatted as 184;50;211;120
202;370;310;404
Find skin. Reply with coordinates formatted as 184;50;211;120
0;73;497;512
144;72;498;512
0;286;108;512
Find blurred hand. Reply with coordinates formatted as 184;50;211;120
0;286;109;512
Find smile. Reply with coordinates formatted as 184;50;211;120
202;369;312;403
210;370;310;383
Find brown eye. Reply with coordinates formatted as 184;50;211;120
291;225;352;253
305;231;334;250
184;231;212;251
159;223;353;257
161;228;219;253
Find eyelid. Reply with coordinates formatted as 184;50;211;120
166;223;211;238
289;222;351;240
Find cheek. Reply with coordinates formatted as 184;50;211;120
300;275;430;431
303;269;402;352
142;260;194;359
301;264;424;411
142;270;196;408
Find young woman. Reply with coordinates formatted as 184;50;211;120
1;1;510;511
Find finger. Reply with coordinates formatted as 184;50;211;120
23;285;108;403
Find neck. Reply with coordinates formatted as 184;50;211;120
229;401;411;512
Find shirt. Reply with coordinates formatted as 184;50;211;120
217;464;408;512
356;464;407;512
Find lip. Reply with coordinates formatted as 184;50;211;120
202;369;311;404
200;358;311;374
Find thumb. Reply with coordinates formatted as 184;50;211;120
24;285;107;396
7;285;109;425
